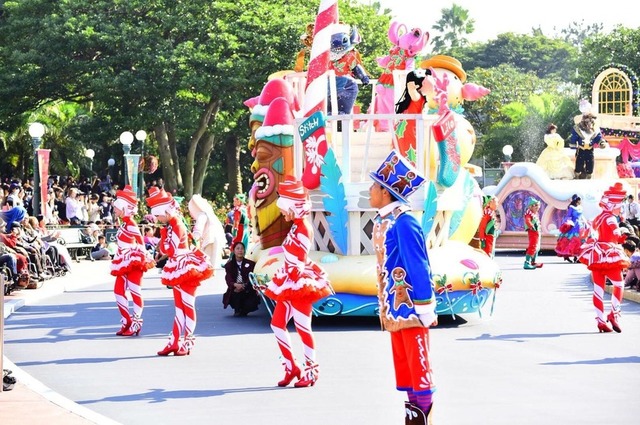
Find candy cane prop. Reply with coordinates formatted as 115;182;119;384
301;0;338;189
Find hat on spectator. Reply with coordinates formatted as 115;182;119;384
9;183;20;192
146;186;175;216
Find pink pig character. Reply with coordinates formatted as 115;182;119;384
372;22;429;132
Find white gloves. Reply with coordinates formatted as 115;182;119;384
419;311;438;328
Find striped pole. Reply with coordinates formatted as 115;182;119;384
300;0;337;189
303;0;338;117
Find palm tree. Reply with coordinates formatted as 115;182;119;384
430;4;475;52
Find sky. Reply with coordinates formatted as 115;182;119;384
370;0;639;42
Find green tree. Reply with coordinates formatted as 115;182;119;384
0;0;391;199
429;3;475;53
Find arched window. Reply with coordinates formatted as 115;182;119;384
594;68;632;116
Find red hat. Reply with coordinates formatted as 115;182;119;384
146;186;174;211
254;97;295;142
278;176;307;202
603;182;626;204
115;185;137;208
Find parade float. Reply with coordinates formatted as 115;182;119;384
243;0;500;317
487;63;640;250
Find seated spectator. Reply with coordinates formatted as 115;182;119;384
0;224;35;282
222;241;260;317
91;235;111;261
0;205;27;232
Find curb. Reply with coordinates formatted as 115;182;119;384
2;262;122;425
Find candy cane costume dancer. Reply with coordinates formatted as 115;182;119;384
578;182;630;333
110;185;154;336
146;187;214;355
263;177;332;387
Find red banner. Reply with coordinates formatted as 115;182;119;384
37;149;51;218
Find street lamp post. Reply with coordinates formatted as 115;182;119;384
85;148;95;178
28;122;45;216
119;131;134;186
135;130;147;197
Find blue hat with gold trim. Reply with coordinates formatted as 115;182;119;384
369;150;425;203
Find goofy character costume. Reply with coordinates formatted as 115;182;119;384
110;185;155;336
262;177;333;388
147;187;214;355
523;198;543;270
369;151;437;425
578;183;630;333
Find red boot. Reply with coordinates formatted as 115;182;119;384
294;361;318;388
607;311;622;333
597;318;612;333
277;364;301;387
121;315;142;337
115;322;131;336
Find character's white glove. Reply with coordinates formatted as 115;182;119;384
419;311;438;328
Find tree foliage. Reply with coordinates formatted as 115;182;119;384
0;0;391;199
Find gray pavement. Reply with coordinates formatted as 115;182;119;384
2;252;640;425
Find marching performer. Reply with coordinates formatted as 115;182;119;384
110;185;155;336
578;182;630;333
146;187;214;355
368;150;437;425
262;176;333;387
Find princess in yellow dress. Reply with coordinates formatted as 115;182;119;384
536;124;574;179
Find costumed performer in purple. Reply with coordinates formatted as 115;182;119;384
577;183;630;333
368;150;437;425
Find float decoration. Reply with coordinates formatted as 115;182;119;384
320;147;348;254
421;181;438;237
328;24;370;116
373;21;429;132
300;110;328;189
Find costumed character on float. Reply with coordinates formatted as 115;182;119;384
372;21;429;131
245;3;501;318
577;182;630;333
394;68;433;165
570;100;605;179
328;23;370;115
110;185;155;336
294;23;315;72
146;187;214;356
255;176;333;388
419;55;490;188
536;123;574;180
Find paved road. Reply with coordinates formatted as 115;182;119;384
3;252;640;424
